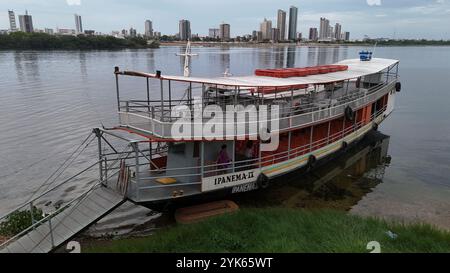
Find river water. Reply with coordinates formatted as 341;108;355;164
0;45;449;233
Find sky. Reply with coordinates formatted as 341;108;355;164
1;0;450;39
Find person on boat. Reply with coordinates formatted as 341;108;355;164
243;141;256;170
244;141;254;160
217;144;231;174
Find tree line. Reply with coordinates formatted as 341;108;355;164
0;32;160;50
343;39;450;46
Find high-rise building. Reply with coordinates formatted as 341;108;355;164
344;32;350;41
8;10;17;31
209;28;219;39
288;6;298;41
329;26;334;39
256;31;263;42
260;18;272;41
277;9;286;41
334;23;342;41
219;23;231;41
74;14;83;34
179;19;191;41
252;30;257;41
18;11;33;33
271;28;280;43
319;17;330;40
145;20;153;38
129;27;137;37
309;28;318;41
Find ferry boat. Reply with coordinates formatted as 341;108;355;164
97;52;401;210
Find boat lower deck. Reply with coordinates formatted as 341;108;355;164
106;169;201;203
105;102;391;205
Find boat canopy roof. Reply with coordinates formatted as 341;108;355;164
117;58;399;88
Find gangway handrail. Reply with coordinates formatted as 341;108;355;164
0;164;123;251
0;182;101;250
0;160;102;223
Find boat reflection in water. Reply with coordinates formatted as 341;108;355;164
234;131;391;211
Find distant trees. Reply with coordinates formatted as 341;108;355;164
159;35;177;42
0;32;160;50
202;37;221;42
343;39;450;46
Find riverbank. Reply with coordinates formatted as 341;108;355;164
160;40;450;48
84;209;450;253
0;32;159;50
160;41;363;48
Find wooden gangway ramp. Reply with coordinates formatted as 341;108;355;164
0;185;125;253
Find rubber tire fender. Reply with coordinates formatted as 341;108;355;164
307;155;317;169
342;141;349;150
257;174;270;189
373;123;379;131
395;82;402;92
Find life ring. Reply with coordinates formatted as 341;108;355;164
257;174;270;189
345;106;355;121
395;82;402;92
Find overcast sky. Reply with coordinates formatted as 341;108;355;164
1;0;450;39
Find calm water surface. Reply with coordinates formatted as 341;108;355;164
0;45;449;232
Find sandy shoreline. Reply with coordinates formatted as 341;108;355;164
160;41;450;48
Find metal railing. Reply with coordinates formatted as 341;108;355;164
120;84;362;122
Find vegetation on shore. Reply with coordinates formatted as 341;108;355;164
0;32;159;50
161;38;450;47
0;207;43;237
84;209;450;253
343;39;450;46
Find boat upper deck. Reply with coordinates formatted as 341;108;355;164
114;57;399;140
117;58;399;87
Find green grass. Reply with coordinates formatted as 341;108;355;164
84;209;450;253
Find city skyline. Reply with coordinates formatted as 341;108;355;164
1;0;450;39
